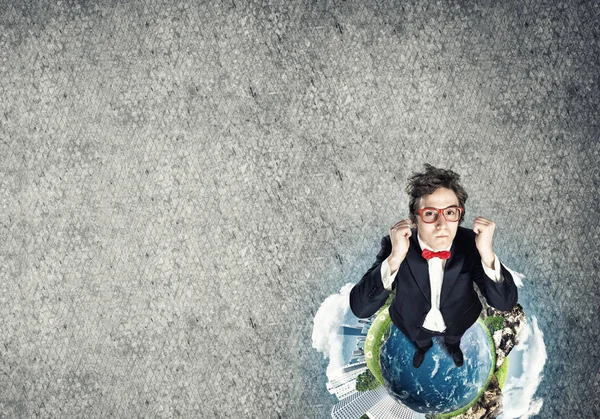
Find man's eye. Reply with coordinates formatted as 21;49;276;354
446;209;456;215
424;211;435;216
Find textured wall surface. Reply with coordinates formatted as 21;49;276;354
1;1;599;418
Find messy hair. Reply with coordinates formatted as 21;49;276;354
406;164;468;225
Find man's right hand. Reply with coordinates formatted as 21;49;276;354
387;219;413;273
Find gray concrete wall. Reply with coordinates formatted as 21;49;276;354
0;0;598;417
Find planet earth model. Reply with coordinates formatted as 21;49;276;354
378;319;495;415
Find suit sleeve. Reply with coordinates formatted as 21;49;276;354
472;252;518;311
349;236;393;318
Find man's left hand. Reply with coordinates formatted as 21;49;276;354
473;216;496;267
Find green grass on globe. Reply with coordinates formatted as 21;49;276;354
482;315;509;389
496;354;509;389
483;315;505;334
363;293;395;386
363;294;509;417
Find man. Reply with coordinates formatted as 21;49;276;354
349;164;518;368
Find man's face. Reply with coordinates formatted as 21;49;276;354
415;187;460;251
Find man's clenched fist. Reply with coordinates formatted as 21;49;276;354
473;216;496;268
389;219;413;262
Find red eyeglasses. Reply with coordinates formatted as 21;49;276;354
415;206;464;223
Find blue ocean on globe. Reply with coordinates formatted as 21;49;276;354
380;321;493;415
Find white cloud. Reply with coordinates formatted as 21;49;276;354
311;283;354;380
431;354;440;378
500;316;547;419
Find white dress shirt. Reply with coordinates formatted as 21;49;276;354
380;233;503;332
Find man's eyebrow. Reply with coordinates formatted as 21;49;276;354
423;205;460;209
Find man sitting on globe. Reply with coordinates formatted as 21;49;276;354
349;164;519;369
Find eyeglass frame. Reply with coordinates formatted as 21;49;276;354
415;206;465;223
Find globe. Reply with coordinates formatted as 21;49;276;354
378;320;495;415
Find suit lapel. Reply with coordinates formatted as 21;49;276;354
405;229;431;305
440;231;465;304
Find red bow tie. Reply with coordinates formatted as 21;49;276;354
421;249;451;260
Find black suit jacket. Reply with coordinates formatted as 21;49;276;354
349;226;518;341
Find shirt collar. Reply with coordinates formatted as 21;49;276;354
417;232;452;253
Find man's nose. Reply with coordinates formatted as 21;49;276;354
435;213;448;228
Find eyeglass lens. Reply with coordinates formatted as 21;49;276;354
422;208;461;222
